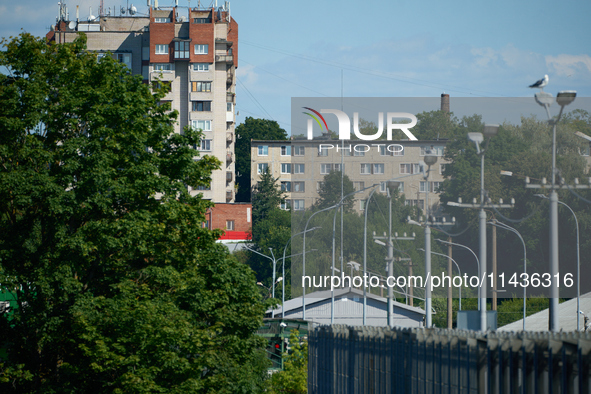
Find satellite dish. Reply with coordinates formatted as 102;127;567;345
68;20;77;29
129;5;137;15
87;15;95;22
178;15;187;22
121;6;126;14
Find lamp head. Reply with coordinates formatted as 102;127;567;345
423;151;438;166
483;124;499;138
467;132;484;144
387;180;401;194
557;90;576;107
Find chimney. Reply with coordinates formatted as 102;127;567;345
441;93;450;113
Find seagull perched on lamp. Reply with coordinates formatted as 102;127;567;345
529;74;549;91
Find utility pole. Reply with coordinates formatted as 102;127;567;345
492;219;497;311
447;236;453;329
373;231;415;327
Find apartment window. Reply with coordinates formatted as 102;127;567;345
294;163;305;174
281;146;291;156
226;220;235;231
174;41;190;59
195;139;211;151
192;101;211;111
197;184;211;191
320;164;331;174
281;181;291;192
360;200;367;211
373;163;385;174
193;63;210;72
294;146;305;156
281;163;292;174
354;181;365;191
360;163;372;175
191;81;211;92
227;102;233;112
155;17;170;23
194;17;211;23
439;164;446;175
420;145;445;156
153;81;171;92
116;53;131;69
419;181;428;193
400;163;422;174
155;44;168;55
431;181;443;193
191;120;211;131
354;149;365;157
153;63;172;71
317;181;324;192
393;146;404;156
293;181;305;192
257;163;269;174
379;146;388;156
293;199;305;211
280;200;291;210
258;145;268;156
318;146;329;156
194;44;209;54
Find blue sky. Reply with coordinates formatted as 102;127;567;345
2;0;590;134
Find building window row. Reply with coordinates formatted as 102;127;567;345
154;17;171;23
192;81;211;92
280;181;305;193
399;163;422;175
195;139;211;151
419;181;443;193
154;44;209;56
280;199;305;210
320;163;341;175
192;101;211;112
420;145;445;156
192;120;211;131
360;163;384;175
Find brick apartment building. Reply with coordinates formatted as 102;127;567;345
47;1;238;203
205;203;252;242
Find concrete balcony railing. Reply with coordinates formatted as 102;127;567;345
215;55;233;63
226;171;233;182
226;190;233;202
226;132;233;144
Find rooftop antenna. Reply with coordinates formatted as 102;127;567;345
100;0;104;16
76;5;79;22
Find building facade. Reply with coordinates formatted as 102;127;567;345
250;139;450;214
47;2;237;203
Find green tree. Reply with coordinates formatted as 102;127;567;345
235;118;288;202
314;171;355;211
0;33;268;393
268;330;308;394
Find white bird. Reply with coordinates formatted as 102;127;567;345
529;74;549;90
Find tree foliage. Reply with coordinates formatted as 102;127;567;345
0;33;268;393
267;330;307;394
314;171;355;211
235;118;288;202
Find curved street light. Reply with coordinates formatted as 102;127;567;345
419;248;462;311
488;220;527;331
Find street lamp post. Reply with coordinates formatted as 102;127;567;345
447;124;515;331
420;248;462;311
488;220;527;331
527;90;577;331
437;238;480;306
535;194;581;330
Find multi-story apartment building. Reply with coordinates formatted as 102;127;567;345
250;139;450;214
47;1;237;203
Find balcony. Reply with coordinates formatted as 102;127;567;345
226;190;233;202
226;152;233;164
215;55;234;63
226;71;233;85
226;132;233;144
226;171;233;182
150;71;174;82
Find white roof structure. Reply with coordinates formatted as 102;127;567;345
269;287;425;328
498;293;591;332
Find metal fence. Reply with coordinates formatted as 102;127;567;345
308;325;591;394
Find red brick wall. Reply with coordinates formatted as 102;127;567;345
149;9;175;63
189;9;214;64
207;203;252;232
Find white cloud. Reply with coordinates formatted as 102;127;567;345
546;54;591;77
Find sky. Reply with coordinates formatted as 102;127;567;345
2;0;590;135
